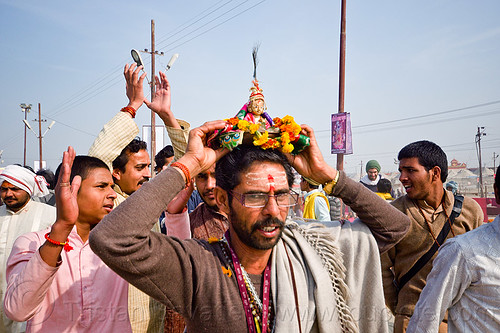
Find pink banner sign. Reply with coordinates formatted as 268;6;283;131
331;112;353;154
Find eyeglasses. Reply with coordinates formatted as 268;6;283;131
230;190;299;208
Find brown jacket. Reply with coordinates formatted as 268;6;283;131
381;191;484;316
90;168;410;331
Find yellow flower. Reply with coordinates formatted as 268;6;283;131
282;115;295;124
238;120;250;131
248;123;260;134
282;143;294;153
253;131;269;146
280;132;290;145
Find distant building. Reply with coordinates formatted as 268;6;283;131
449;159;467;169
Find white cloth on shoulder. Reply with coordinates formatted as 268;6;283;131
0;165;49;197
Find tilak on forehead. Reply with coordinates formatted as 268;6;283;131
244;171;288;189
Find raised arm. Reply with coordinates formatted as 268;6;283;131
89;121;227;305
288;125;410;253
144;71;190;160
88;64;146;169
4;147;80;320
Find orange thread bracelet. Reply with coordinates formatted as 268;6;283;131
171;162;191;187
45;233;73;252
120;106;137;118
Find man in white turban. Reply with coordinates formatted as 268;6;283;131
0;165;56;333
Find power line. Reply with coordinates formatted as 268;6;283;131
315;101;500;133
353;100;500;129
41;0;266;124
157;0;260;51
162;1;267;54
156;0;236;46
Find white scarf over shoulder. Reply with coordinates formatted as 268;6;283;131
272;220;388;333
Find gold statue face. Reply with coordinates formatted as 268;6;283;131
248;97;265;116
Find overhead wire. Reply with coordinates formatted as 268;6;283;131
40;0;267;127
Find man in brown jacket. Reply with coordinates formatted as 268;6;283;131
381;140;483;333
90;121;411;332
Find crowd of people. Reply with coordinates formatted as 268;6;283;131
0;60;497;333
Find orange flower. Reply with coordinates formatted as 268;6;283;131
273;117;282;127
208;237;219;244
226;117;239;126
221;266;232;277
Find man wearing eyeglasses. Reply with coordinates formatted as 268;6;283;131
90;121;410;332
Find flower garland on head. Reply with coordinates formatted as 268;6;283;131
222;115;309;155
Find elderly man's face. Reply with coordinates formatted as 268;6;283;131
0;181;31;212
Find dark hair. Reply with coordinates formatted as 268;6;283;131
495;165;500;190
301;177;319;189
54;156;109;185
216;145;294;193
398;140;448;182
112;138;148;173
377;178;392;194
155;145;174;170
36;169;56;189
70;156;109;182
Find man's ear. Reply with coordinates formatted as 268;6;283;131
214;187;230;215
431;166;441;182
112;168;122;182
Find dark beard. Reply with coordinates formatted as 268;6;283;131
230;210;285;250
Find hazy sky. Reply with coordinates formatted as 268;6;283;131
1;0;499;175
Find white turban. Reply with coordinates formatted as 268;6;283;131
0;165;50;198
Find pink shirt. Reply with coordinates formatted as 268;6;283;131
4;227;131;333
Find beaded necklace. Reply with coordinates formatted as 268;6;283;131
220;232;275;333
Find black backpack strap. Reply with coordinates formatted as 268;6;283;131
394;195;464;291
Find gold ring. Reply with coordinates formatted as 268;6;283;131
59;182;70;187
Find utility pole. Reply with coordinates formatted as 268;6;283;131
359;160;363;181
336;0;347;172
141;20;165;176
34;104;46;171
20;103;32;166
475;127;486;197
25;103;55;171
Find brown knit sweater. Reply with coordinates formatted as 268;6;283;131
89;167;410;332
189;203;229;241
381;191;484;316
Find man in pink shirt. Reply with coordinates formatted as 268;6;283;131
3;148;131;332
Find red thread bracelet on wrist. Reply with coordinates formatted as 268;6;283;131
120;106;137;118
170;162;191;187
44;233;73;252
